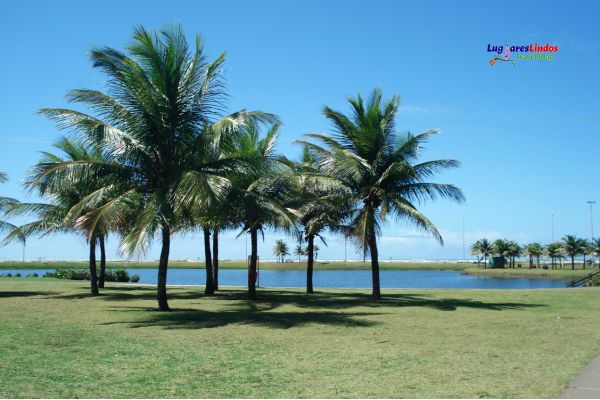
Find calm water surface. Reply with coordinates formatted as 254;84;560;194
1;268;569;289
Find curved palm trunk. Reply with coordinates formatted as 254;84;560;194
248;228;258;300
89;237;99;296
306;234;314;294
213;228;219;291
203;227;214;295
368;221;381;300
157;226;170;311
98;235;106;288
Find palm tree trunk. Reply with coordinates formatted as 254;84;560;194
203;227;214;295
537;255;540;268
583;254;586;270
213;228;219;291
306;234;314;294
571;255;575;270
248;228;258;300
368;220;381;300
89;237;99;296
98;235;106;288
484;255;487;269
157;226;170;311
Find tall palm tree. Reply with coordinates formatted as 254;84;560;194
479;238;494;269
580;239;591;269
506;241;522;268
0;172;21;238
591;238;600;269
294;244;305;262
562;235;582;270
273;239;289;262
298;89;464;299
523;243;543;268
492;239;511;268
545;242;563;269
470;239;484;268
288;147;349;293
226;122;298;299
3;138;110;295
37;25;260;311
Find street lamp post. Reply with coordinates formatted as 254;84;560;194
462;218;465;262
588;201;596;240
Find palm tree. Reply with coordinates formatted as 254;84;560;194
37;25;252;311
470;240;484;268
288;147;349;293
479;238;494;269
492;239;511;268
580;239;591;269
562;235;582;270
0;172;20;237
273;239;289;262
294;244;305;262
506;241;522;268
545;242;563;269
591;238;600;269
298;88;464;299
226;122;298;299
3;138;111;295
314;244;320;261
523;243;543;268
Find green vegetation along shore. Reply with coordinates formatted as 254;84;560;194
1;280;599;398
1;260;596;280
0;260;475;271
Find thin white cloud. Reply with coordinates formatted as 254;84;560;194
398;104;455;115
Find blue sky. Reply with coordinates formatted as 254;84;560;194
1;0;599;261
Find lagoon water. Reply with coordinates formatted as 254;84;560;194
1;268;569;289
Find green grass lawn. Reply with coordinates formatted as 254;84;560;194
463;266;598;280
1;280;599;398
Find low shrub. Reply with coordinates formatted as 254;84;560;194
587;277;600;287
45;268;135;282
105;269;130;282
15;273;21;277
130;274;140;283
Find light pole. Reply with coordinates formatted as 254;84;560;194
462;218;465;262
588;201;596;240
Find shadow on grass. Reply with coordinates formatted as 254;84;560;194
102;306;380;329
57;286;546;331
0;290;53;298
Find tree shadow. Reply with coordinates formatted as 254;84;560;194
200;290;546;313
90;287;545;331
45;287;200;301
0;290;53;298
102;306;380;330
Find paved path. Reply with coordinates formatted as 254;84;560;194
561;353;600;398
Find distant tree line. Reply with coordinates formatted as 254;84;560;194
471;236;600;270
